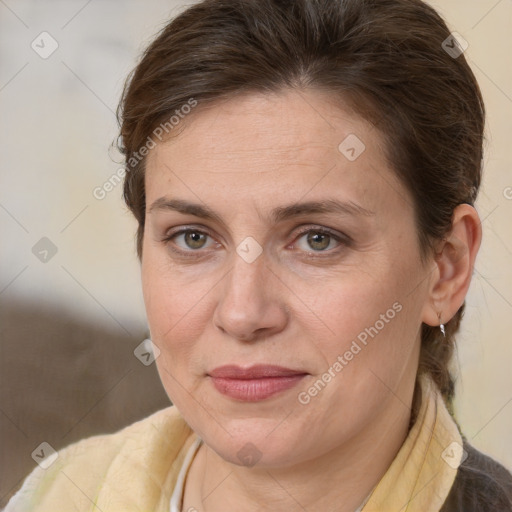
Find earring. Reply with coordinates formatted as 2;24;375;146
438;312;446;337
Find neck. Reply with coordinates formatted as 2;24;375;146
183;382;418;512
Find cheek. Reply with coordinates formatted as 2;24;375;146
296;271;397;335
298;258;423;375
141;251;211;340
142;262;208;404
141;256;218;402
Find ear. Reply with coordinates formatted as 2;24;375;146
421;204;482;327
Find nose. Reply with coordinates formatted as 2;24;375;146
212;251;288;342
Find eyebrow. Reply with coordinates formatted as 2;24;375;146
148;197;375;224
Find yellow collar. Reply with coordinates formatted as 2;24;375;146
362;373;462;511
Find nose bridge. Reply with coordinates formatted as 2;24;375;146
224;248;268;311
213;246;286;340
225;230;267;297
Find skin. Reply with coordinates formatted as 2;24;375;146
141;88;482;512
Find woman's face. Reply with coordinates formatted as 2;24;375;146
142;89;433;468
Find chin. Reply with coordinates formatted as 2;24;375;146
197;420;307;469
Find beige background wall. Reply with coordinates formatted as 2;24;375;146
1;0;511;500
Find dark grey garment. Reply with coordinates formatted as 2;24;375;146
440;440;512;512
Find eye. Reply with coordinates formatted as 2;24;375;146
163;228;217;253
162;225;349;258
294;227;348;253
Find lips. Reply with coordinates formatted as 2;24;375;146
209;364;306;379
208;364;308;401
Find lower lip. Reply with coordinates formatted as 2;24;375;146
210;375;307;401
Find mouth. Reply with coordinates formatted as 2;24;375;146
208;364;309;401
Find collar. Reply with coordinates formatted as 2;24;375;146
361;373;463;511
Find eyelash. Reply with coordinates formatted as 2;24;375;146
161;225;350;259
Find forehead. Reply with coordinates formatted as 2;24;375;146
148;89;373;164
144;89;407;214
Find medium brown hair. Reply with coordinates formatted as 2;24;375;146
117;0;485;408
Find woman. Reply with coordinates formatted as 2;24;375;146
6;0;512;510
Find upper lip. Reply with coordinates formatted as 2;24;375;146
208;364;308;379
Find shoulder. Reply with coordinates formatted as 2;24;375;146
4;406;195;512
441;440;512;512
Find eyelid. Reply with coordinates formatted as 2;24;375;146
292;224;350;241
163;225;213;240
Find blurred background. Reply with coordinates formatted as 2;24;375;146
1;0;511;506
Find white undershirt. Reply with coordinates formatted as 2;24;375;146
170;437;203;512
170;439;372;512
